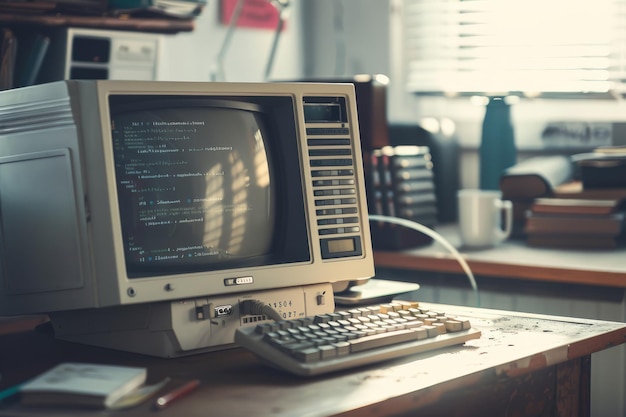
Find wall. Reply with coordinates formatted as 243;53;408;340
298;0;390;78
158;1;390;81
158;0;304;82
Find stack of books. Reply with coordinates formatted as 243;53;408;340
524;196;626;249
366;145;437;249
499;155;574;237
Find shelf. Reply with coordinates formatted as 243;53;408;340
374;223;626;288
0;12;195;34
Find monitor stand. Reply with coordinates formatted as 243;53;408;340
333;279;420;306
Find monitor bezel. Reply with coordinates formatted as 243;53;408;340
78;80;373;309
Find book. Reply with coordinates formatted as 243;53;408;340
395;192;436;206
366;146;436;250
108;0;206;18
592;145;626;155
394;179;435;194
524;212;624;236
389;154;431;170
397;203;438;219
527;234;620;249
19;362;147;409
554;181;626;201
572;151;626;189
530;197;624;216
499;155;573;199
393;168;433;182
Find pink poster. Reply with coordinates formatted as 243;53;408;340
220;0;283;30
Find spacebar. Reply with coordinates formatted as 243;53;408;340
349;329;418;353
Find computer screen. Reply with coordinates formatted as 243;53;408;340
110;96;308;276
0;80;374;356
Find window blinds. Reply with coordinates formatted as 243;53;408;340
403;0;626;98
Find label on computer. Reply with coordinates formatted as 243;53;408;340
224;276;254;286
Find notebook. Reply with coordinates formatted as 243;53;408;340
19;362;147;409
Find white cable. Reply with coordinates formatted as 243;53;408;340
369;214;480;307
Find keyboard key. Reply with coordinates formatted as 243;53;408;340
349;329;417;353
422;325;439;338
319;344;337;359
294;347;320;363
334;341;350;356
445;320;464;332
412;327;429;340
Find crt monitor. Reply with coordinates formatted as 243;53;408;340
0;80;374;356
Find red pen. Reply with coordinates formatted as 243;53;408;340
154;379;201;409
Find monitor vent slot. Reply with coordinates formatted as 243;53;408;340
304;104;363;252
0;97;75;135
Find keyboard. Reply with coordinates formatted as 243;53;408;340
234;301;481;376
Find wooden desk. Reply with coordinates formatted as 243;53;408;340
374;224;626;288
1;305;625;417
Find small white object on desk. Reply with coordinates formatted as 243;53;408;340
19;362;147;409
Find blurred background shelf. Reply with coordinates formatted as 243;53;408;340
0;11;194;33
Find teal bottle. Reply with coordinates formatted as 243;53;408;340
479;97;516;190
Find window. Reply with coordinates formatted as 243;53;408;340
403;0;626;98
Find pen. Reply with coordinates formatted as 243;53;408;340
0;383;23;403
154;379;201;409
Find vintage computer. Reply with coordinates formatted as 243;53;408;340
0;80;374;357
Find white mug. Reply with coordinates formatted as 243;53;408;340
457;189;513;248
